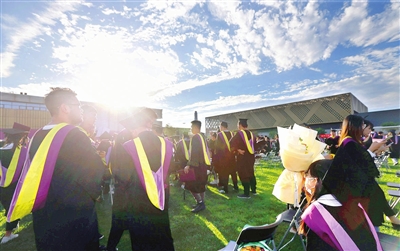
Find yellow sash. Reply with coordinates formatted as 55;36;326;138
182;139;189;160
8;123;70;222
220;131;231;151
2;147;22;187
134;137;166;210
190;134;211;165
241;130;254;154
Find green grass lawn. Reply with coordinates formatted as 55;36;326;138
1;160;399;251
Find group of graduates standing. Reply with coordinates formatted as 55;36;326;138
0;87;176;250
0;87;260;251
173;118;259;214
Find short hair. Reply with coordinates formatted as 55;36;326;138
330;129;337;132
44;87;78;116
191;120;201;129
220;121;228;128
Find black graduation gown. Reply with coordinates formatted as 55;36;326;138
184;133;209;193
388;135;400;159
29;127;105;251
323;139;388;227
305;202;377;251
325;136;340;154
111;131;174;250
0;149;18;214
174;139;189;170
230;130;255;183
213;131;235;176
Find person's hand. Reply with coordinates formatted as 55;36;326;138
369;140;386;153
184;165;190;174
374;145;389;155
237;149;245;155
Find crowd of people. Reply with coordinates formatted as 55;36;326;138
0;87;399;250
0;87;259;250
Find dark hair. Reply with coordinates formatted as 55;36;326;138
220;121;228;128
298;159;332;235
191;120;201;129
44;87;77;116
339;115;364;144
239;119;248;128
363;119;374;130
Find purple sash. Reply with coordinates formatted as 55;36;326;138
302;201;382;251
0;146;28;187
123;138;173;191
8;125;75;220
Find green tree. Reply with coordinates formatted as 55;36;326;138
314;127;327;135
382;122;399;126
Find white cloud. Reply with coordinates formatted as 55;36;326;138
1;2;82;78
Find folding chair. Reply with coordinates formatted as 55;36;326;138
374;153;390;176
276;206;306;251
387;182;400;217
219;214;284;251
388;190;400;217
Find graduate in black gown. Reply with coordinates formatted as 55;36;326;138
300;159;381;250
0;123;30;244
27;88;105;251
107;108;175;251
213;121;238;194
183;120;211;213
324;129;339;155
230;118;256;199
322;115;400;231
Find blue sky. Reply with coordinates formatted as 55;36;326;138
1;0;399;128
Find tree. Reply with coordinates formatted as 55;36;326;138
382;122;399;126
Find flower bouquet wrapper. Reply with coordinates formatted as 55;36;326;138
272;169;304;205
273;124;326;205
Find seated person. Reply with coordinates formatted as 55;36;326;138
299;159;382;251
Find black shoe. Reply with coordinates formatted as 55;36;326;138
98;245;107;250
191;204;198;208
191;202;206;213
237;194;250;199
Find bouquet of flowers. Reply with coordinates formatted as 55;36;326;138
273;124;326;205
278;124;326;172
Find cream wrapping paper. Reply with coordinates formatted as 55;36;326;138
272;124;326;206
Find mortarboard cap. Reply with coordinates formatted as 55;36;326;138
120;107;158;130
191;120;202;128
97;139;111;152
238;118;248;127
2;122;30;135
99;131;112;140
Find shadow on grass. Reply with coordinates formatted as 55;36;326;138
1;163;399;250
